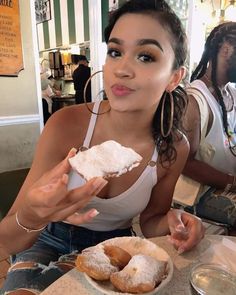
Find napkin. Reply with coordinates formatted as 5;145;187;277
199;238;236;273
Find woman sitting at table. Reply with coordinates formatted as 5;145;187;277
0;1;204;294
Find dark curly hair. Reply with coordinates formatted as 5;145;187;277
190;21;236;138
104;0;188;165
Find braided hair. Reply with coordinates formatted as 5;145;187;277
104;0;188;165
190;22;236;137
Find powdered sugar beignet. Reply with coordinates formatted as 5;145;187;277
76;245;119;281
110;254;167;293
69;140;142;181
103;245;132;269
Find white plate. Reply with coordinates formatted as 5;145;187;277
84;236;173;295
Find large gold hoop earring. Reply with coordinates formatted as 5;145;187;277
160;91;174;138
83;70;110;115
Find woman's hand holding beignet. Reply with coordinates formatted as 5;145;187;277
17;148;107;230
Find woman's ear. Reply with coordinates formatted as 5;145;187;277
167;66;186;92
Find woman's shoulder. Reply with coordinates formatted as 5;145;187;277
158;132;189;173
160;133;189;175
50;103;94;129
41;103;94;151
173;131;190;159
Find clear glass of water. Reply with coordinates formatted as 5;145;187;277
190;263;236;295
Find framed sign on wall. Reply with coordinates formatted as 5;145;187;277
0;0;24;76
35;0;51;24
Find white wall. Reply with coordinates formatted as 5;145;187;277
0;0;42;172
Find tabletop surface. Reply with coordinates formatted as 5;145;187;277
40;235;236;295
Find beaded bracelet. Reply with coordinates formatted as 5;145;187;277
15;211;47;233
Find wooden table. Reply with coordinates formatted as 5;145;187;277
40;235;236;295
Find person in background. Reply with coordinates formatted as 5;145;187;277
72;54;91;104
0;1;204;294
40;64;63;124
48;75;62;97
183;22;236;227
41;72;54;125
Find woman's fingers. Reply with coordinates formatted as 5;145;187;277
168;210;205;253
34;176;106;209
19;151;108;225
65;209;100;225
167;208;189;252
167;209;189;240
27;176;107;223
67;177;108;204
67;147;77;158
31;148;77;189
31;174;69;208
33;157;108;208
176;214;205;253
52;178;107;221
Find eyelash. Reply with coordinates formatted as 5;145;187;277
138;52;156;63
107;48;156;63
107;48;120;58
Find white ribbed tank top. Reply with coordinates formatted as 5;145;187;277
67;101;158;231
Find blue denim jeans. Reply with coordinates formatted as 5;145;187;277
0;222;133;295
196;188;236;227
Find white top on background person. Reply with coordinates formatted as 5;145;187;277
184;22;236;192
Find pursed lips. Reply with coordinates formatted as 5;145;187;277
111;84;135;97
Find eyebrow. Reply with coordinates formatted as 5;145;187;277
108;38;164;52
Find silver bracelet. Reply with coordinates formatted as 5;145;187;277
15;211;47;233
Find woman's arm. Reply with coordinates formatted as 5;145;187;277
140;136;204;252
140;135;189;237
183;94;233;188
0;106;107;254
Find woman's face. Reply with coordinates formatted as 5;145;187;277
103;13;181;112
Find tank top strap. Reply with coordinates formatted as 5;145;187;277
83;101;101;148
148;146;159;167
82;102;159;164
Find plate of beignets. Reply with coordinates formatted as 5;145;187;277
75;236;173;294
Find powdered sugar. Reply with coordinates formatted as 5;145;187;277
112;254;166;287
83;237;173;294
81;245;119;275
69;140;142;180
